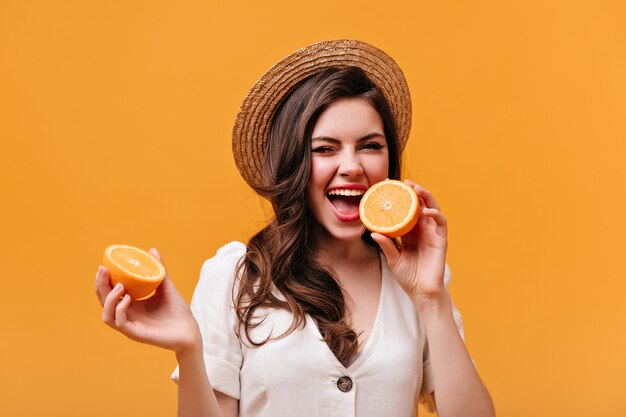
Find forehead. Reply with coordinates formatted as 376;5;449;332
312;99;384;139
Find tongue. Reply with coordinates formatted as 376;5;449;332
330;196;361;215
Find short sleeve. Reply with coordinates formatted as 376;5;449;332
418;263;465;410
170;241;247;400
444;263;465;342
419;339;437;413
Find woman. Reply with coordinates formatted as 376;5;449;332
94;40;495;417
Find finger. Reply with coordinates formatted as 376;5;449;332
155;273;176;294
94;266;113;307
102;283;125;327
404;180;441;211
149;247;163;264
417;188;441;211
423;208;447;226
94;269;103;306
371;232;400;268
148;248;172;296
115;294;132;328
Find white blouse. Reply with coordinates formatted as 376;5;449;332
171;241;464;417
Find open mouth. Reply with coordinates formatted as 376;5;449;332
326;188;365;217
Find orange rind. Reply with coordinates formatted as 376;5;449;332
102;244;166;300
359;179;420;238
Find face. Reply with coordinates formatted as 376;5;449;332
306;98;389;242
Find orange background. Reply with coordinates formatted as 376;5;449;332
1;1;625;416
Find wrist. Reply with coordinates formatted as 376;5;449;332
414;292;457;335
175;327;203;361
413;291;451;315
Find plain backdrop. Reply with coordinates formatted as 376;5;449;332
1;1;625;416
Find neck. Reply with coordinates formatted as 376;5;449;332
313;230;378;269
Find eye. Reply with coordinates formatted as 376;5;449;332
361;142;385;150
311;146;335;154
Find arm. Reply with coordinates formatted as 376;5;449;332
372;180;495;417
418;265;466;414
95;248;239;417
416;293;494;417
175;336;238;417
171;243;246;417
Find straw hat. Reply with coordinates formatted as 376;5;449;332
232;39;412;189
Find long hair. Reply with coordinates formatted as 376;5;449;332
235;66;402;366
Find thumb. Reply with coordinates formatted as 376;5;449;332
157;273;178;294
149;247;164;264
149;247;172;288
371;233;400;268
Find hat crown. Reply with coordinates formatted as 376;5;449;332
232;39;411;189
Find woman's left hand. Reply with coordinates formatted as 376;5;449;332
371;180;448;306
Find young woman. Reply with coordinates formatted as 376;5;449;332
94;40;495;417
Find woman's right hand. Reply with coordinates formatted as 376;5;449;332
94;247;201;354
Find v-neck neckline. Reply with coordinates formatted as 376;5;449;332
306;251;388;372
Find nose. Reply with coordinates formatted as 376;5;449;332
338;150;363;179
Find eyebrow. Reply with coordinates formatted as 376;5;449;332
311;132;386;143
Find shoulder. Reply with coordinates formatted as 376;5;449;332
207;240;247;263
192;241;247;299
200;241;247;272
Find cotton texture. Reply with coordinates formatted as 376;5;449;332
171;241;464;417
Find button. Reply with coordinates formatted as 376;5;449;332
337;376;353;392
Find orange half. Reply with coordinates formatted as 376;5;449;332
102;244;166;300
359;179;420;238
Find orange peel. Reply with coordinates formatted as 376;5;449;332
359;179;420;238
102;244;166;300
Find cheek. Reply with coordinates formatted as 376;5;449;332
309;158;333;187
380;160;390;178
306;159;326;204
365;154;390;182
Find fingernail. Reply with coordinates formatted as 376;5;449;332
114;283;123;291
97;266;103;275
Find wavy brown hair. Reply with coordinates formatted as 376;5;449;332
234;67;402;366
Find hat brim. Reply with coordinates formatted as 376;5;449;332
232;39;411;189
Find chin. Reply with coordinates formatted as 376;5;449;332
325;224;367;242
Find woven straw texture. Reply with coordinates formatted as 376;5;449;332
232;39;411;189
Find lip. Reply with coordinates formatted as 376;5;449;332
325;183;367;222
326;197;360;222
326;184;368;192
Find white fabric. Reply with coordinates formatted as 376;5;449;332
171;241;464;417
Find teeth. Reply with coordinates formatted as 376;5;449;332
327;189;365;196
